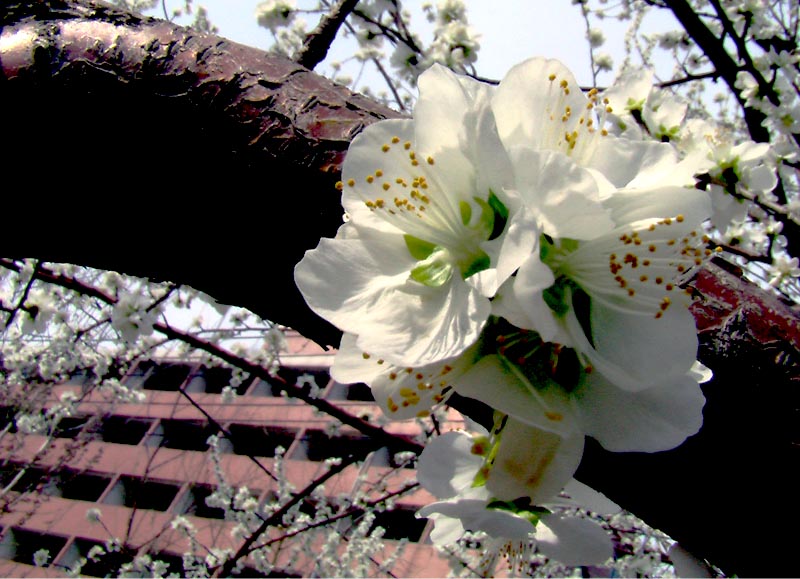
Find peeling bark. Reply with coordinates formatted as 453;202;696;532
1;1;799;576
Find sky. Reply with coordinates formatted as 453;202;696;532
154;0;681;89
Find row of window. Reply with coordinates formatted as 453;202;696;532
0;462;426;542
67;362;373;401
1;409;404;468
0;525;298;577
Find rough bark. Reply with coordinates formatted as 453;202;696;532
1;1;798;576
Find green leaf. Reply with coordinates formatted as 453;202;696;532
459;200;472;226
487;191;509;240
542;281;570;316
410;247;454;287
486;497;551;525
404;234;437;260
472;197;495;240
460;250;491;279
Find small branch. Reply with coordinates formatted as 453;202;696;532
0;258;425;456
658;70;720;89
178;388;279;483
296;0;361;70
214;453;362;577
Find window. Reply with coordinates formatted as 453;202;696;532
226;424;297;458
52;415;92;439
146;419;216;452
296;430;376;462
98;416;152;445
370;507;428;541
0;527;67;566
326;381;374;402
3;465;60;496
102;476;180;511
58;539;134;578
174;484;226;520
56;469;111;502
142;363;192;392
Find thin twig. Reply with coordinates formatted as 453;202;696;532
296;0;361;70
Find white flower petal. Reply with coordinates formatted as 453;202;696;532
341;119;474;248
295;224;490;367
601;68;654;115
506;254;563;343
588;136;691;190
453;355;580;438
419;498;534;541
418;431;485;499
588;302;699;391
603;186;711;227
476;203;541;297
508;147;614;240
415;64;514;198
486;419;584;505
330;333;387;386
423;511;465;545
561;480;621;515
493;58;590;154
537;514;613;566
574;368;706;452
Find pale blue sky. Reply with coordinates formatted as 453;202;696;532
157;1;680;88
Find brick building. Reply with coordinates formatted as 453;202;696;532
0;330;463;577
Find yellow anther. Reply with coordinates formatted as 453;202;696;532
366;175;374;183
382;144;390;152
404;141;412;150
391;136;400;144
427;156;435;165
335;181;344;191
383;182;391;191
548;73;556;81
362;352;371;359
347;178;355;187
375;169;383;177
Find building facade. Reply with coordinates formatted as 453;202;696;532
0;330;464;577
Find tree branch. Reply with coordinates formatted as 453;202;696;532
1;2;799;576
295;0;361;70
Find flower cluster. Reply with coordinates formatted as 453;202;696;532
295;57;715;566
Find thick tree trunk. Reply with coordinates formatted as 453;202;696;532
1;1;798;575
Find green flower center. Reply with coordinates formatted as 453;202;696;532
404;191;509;287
